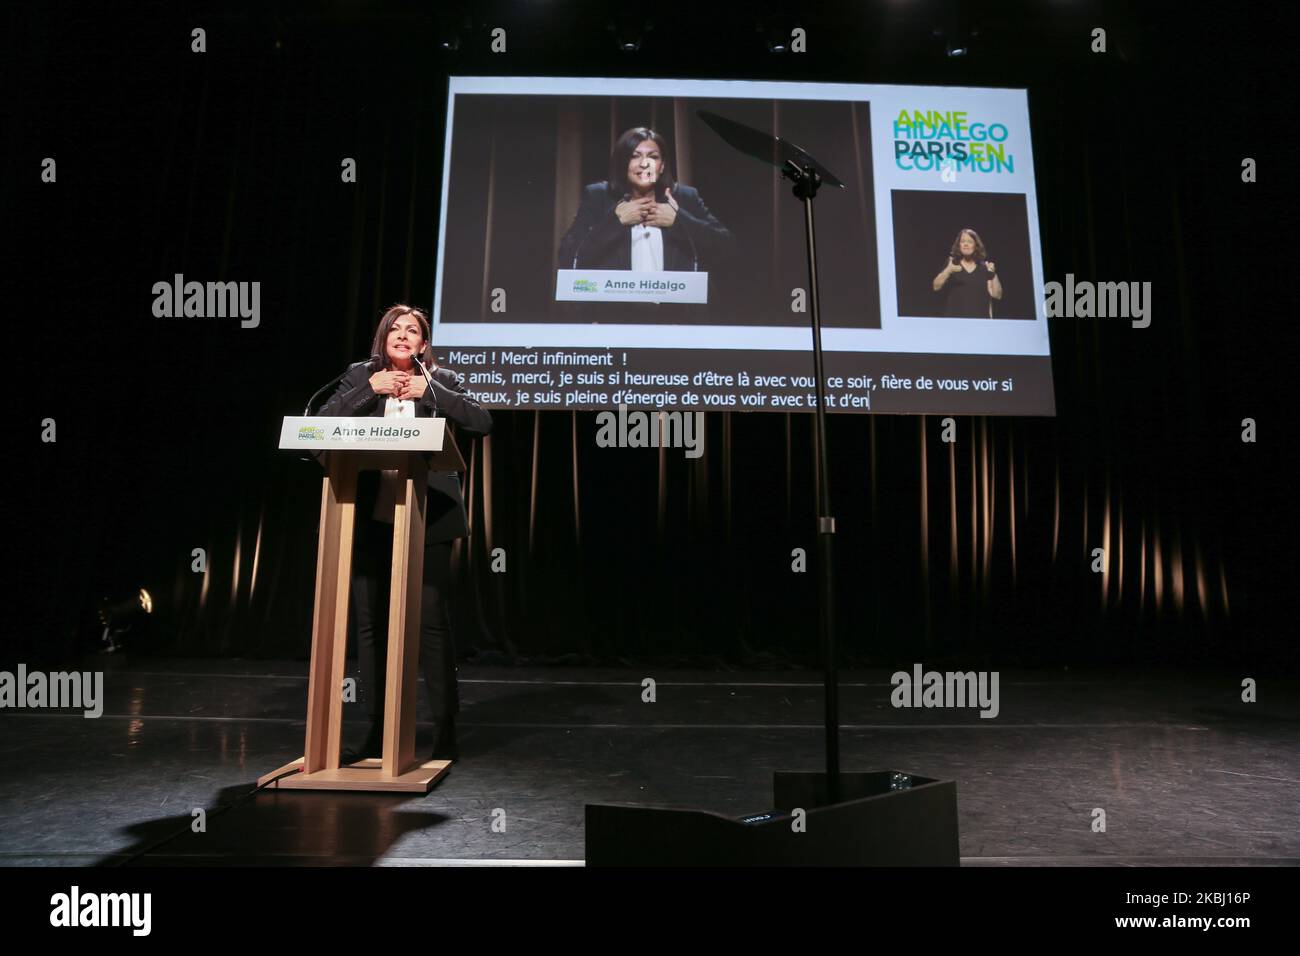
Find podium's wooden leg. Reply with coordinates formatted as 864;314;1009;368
383;469;427;777
263;448;452;794
303;458;356;774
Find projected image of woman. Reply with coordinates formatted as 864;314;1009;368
932;228;1002;318
557;127;733;272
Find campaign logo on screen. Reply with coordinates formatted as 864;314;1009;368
573;279;599;293
893;110;1016;174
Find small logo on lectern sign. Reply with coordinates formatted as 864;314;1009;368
298;426;325;441
572;278;599;293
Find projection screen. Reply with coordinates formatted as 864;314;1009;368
433;76;1054;416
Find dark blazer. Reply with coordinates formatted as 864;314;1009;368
319;363;492;544
556;181;733;272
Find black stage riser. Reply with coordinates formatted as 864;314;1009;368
586;771;959;866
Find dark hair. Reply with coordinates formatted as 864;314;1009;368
608;127;675;200
369;304;435;371
950;228;988;260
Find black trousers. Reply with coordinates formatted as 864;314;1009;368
351;518;459;727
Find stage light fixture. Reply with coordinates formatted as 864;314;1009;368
934;23;979;57
607;17;653;53
97;588;154;653
434;11;471;52
756;23;792;53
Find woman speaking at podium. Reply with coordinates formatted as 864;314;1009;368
557;126;733;272
320;304;492;762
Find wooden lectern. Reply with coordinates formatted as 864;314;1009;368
259;415;464;793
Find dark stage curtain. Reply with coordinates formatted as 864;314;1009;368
12;2;1294;671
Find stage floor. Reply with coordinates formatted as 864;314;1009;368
0;660;1296;866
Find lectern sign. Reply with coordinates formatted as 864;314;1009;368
278;415;446;452
554;269;709;303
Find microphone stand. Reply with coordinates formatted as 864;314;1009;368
411;355;439;418
672;199;700;271
299;357;376;464
782;158;839;803
585;111;961;868
303;357;376;416
697;109;849;805
570;224;594;269
584;114;960;865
